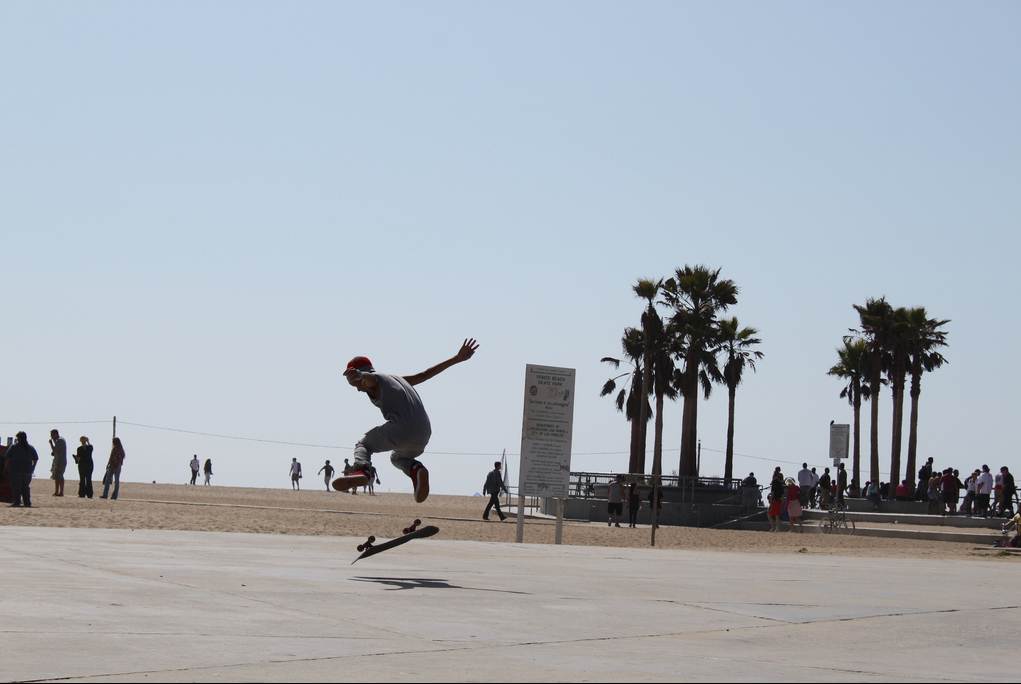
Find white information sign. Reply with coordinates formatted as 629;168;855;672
829;423;850;462
518;364;575;498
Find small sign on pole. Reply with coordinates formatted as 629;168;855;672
516;364;575;544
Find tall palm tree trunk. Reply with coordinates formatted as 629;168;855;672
725;384;736;483
889;373;906;494
869;371;881;485
653;390;665;481
852;387;862;491
906;371;921;493
628;409;642;475
637;315;653;475
679;367;699;477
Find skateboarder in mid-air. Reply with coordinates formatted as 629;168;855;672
334;339;479;503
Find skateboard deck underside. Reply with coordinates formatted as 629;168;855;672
353;525;439;564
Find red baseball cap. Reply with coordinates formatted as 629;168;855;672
347;356;374;372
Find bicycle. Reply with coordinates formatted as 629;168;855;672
818;502;855;535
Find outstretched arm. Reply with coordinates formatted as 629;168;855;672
403;338;479;386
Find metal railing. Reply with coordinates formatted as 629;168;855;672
568;471;746;503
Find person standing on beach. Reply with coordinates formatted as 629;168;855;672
101;438;124;500
319;460;335;491
203;458;213;485
917;457;934;501
797;463;813;509
818;467;831;508
190;455;201;485
785;477;804;533
1000;467;1016;517
5;432;39;508
332;339;479;503
648;486;664;529
74;436;94;498
482;461;507;521
836;462;847;505
290;458;302;490
49;429;67;497
976;465;994;517
627;481;643;528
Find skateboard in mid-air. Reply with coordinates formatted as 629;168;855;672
352;519;438;564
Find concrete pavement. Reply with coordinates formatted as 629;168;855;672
0;525;1016;682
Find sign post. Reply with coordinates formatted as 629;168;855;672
517;364;575;544
830;423;849;504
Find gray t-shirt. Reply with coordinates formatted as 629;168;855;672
51;437;67;476
371;373;432;445
608;481;625;504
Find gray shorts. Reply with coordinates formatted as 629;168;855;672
353;424;428;477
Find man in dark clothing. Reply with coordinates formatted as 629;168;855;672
837;462;847;505
818;468;832;508
917;458;934;501
483;461;507;521
4;432;39;508
75;436;94;498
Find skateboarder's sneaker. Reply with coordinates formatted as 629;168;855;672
333;469;370;492
410;463;429;503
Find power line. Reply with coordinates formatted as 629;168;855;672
0;420;109;425
116;421;351;451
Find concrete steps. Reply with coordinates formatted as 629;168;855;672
736;507;1007;545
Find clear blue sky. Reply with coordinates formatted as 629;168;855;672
2;2;1018;495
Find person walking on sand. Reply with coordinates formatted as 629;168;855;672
332;339;479;503
365;464;380;495
482;461;508;521
319;460;335;491
5;432;39;508
49;429;67;497
606;474;626;527
203;458;213;485
74;436;94;499
100;438;125;500
290;458;302;490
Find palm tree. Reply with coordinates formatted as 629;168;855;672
601;327;650;475
661;266;738;477
634;278;663;475
852;297;896;485
828;338;872;490
904;308;950;486
719;317;763;484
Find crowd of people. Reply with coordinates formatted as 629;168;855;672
756;458;1018;532
908;458;1017;518
1;430;126;507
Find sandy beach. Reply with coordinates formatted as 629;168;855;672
2;481;1004;561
